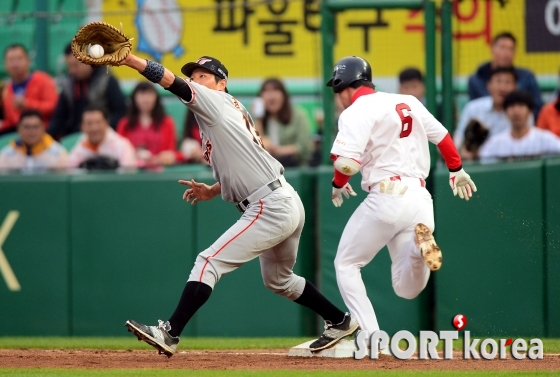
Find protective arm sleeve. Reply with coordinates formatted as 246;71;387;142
331;154;360;188
437;133;463;172
165;75;193;103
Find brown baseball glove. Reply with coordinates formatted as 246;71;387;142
71;22;132;66
463;119;489;154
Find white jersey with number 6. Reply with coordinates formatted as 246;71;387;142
331;89;452;340
331;92;448;191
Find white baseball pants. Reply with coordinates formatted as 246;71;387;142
334;177;433;338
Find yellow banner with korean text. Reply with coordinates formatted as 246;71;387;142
100;0;559;80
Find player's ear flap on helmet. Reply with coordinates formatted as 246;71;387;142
327;56;372;93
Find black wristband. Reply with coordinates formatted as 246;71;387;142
141;60;165;84
449;165;463;173
332;180;343;189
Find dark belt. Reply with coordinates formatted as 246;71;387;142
236;178;283;213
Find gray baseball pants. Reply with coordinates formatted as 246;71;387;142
187;181;306;300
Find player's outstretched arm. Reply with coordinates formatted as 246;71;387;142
120;54;194;102
178;179;221;205
121;54;175;88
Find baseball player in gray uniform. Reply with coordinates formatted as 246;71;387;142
119;54;358;356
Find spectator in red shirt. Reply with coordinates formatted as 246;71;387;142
537;69;560;137
1;44;58;134
117;82;177;166
179;110;204;164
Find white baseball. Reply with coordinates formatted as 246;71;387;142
89;44;104;59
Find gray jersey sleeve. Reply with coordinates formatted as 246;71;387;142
179;80;224;127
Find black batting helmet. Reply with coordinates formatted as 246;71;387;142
326;56;372;93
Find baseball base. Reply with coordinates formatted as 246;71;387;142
288;339;357;358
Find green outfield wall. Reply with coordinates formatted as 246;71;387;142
434;161;547;337
0;175;70;335
0;161;557;337
544;159;560;337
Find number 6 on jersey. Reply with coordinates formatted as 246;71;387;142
396;103;412;138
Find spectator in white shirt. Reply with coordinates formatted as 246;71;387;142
479;90;560;162
454;67;517;154
0;109;67;172
68;105;136;170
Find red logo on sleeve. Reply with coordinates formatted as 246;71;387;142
203;140;213;165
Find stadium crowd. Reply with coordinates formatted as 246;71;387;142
1;31;560;173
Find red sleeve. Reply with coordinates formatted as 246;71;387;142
161;116;177;151
536;104;550;130
333;169;351;188
116;117;128;136
174;151;187;163
24;72;58;117
437;133;462;171
330;154;352;188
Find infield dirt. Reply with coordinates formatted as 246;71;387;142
1;349;559;371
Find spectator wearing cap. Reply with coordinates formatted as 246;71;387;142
117;82;177;167
252;78;312;167
68;105;136;169
468;32;542;116
48;43;126;139
537;68;560;137
0;109;67;172
1;44;58;134
479;90;560;161
454;67;518;150
398;68;425;103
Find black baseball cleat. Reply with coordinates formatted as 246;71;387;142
125;319;179;357
309;312;359;351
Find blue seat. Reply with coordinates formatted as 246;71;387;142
60;132;82;151
0;132;18;151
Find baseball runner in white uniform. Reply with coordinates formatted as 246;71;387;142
117;54;358;356
325;56;477;345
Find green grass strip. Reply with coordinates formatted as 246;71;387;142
0;369;558;377
1;337;559;353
